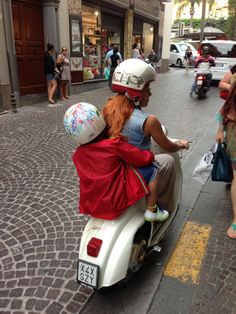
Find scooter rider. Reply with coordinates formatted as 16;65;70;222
103;59;190;221
64;102;161;220
190;46;215;96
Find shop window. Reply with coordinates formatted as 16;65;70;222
143;23;154;56
102;30;121;69
82;5;102;80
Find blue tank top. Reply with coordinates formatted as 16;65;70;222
122;107;151;150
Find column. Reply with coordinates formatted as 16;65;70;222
124;8;133;59
1;0;20;109
42;0;60;51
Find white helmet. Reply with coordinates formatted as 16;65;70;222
112;58;156;101
63;102;106;145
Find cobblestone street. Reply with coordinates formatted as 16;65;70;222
0;88;113;314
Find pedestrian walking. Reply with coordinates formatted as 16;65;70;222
108;45;120;88
148;49;159;69
44;43;57;104
184;45;193;72
105;44;122;66
215;76;236;239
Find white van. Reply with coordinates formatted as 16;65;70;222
169;42;198;67
199;40;236;80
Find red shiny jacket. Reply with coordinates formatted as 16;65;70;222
72;138;154;220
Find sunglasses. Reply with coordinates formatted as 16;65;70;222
62;49;67;52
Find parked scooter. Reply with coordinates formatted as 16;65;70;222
194;73;211;100
77;139;183;290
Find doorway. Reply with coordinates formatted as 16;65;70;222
11;0;46;95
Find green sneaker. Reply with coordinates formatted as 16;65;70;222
144;208;169;222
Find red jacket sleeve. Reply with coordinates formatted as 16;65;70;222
115;139;154;167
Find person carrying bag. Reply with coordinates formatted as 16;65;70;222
215;82;236;238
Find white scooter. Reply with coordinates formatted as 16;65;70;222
77;137;183;290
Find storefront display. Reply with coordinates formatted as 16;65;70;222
82;5;124;81
82;5;102;80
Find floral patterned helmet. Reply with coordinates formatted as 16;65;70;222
63;102;106;145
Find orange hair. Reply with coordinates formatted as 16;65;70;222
103;94;134;139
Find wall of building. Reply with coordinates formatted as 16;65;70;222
1;0;170;109
159;1;173;73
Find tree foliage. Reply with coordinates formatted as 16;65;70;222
174;18;228;33
227;0;236;40
174;0;216;28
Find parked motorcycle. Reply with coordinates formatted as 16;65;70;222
195;73;211;100
77;137;183;290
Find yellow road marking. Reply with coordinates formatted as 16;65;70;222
164;220;212;284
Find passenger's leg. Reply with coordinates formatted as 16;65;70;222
144;175;169;222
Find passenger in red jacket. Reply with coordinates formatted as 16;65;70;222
63;102;158;220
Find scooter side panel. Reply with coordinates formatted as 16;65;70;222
78;198;146;288
101;211;145;288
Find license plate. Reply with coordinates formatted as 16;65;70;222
197;80;203;85
216;63;224;68
77;260;99;288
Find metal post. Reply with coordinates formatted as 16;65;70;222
200;0;206;42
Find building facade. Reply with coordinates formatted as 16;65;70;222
0;0;171;110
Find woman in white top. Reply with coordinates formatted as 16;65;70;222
56;47;71;100
132;43;140;59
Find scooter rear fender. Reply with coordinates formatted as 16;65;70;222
101;210;145;288
79;198;146;289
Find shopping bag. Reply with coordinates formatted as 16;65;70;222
103;67;110;79
192;148;214;185
211;142;233;183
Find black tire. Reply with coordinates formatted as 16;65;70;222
198;88;204;100
177;59;182;68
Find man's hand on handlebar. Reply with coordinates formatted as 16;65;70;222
176;140;190;150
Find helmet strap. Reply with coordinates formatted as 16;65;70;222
125;92;140;106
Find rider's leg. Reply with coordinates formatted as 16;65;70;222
154;154;176;212
206;73;212;89
190;78;197;95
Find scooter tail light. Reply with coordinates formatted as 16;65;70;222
198;75;204;80
87;237;103;257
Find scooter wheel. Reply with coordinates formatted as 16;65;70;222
198;89;204;100
129;239;147;272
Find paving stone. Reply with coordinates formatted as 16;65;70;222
45;301;63;314
66;301;81;313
